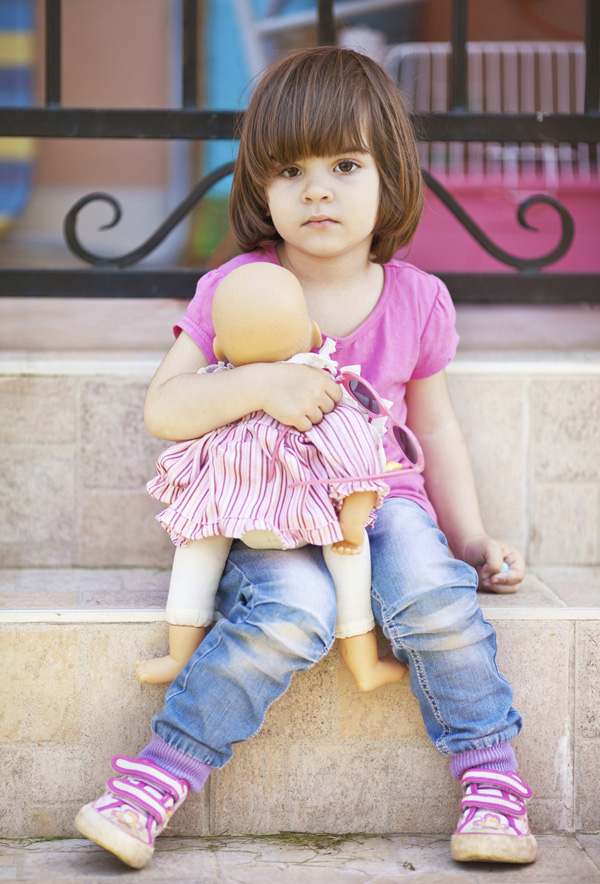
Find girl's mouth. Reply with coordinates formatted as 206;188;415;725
303;216;338;228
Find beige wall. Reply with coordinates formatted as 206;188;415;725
33;0;173;188
420;0;586;42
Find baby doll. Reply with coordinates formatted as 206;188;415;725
136;263;407;692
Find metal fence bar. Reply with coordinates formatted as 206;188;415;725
585;0;600;113
0;108;241;139
418;111;600;142
183;0;198;107
450;0;468;111
317;0;335;45
45;0;61;106
1;269;597;303
1;108;597;142
437;274;600;303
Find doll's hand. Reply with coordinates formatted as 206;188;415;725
260;363;342;431
462;535;525;594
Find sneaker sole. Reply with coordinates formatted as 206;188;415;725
451;832;538;864
74;803;154;869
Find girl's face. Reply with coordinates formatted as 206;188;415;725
264;151;380;264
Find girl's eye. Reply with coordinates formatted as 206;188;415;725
280;166;301;179
335;160;358;174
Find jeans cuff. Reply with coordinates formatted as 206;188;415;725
449;742;517;781
140;734;212;792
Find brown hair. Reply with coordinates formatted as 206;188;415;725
229;46;423;264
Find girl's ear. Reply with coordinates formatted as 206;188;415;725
213;337;227;362
311;320;323;349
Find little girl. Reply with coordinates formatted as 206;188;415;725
136;261;407;692
75;46;536;870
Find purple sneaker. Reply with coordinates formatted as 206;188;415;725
451;768;537;864
75;756;189;869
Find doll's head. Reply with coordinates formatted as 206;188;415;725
212;263;322;366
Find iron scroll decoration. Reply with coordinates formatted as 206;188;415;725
422;170;575;272
64;163;575;273
64;161;236;268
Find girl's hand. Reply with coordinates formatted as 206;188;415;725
259;363;342;431
461;535;525;594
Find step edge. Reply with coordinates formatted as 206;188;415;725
0;607;598;624
0;356;160;377
0;609;167;623
1;354;600;377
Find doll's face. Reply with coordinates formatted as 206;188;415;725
212;264;321;366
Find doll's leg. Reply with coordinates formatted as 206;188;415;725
331;490;377;553
136;535;232;684
322;535;407;692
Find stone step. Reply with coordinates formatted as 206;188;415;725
3;834;600;882
1;348;599;569
1;566;599;839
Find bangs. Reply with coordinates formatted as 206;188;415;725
260;108;370;173
245;53;376;181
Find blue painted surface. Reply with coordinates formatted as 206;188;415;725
203;0;315;195
0;0;32;28
0;0;34;231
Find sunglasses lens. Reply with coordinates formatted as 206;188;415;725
393;425;418;464
349;379;380;414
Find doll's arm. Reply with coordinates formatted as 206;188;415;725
145;330;342;442
405;370;525;592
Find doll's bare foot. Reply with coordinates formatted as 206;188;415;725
136;625;205;684
359;651;408;692
135;655;186;685
340;633;408;692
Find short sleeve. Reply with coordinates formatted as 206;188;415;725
411;278;460;379
172;249;280;363
173;268;225;363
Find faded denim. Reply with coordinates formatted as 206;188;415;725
151;498;521;767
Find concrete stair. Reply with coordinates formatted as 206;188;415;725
3;834;600;882
1;300;599;840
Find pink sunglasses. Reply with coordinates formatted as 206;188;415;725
278;370;424;489
338;370;424;473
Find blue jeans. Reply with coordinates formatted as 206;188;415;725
151;498;521;767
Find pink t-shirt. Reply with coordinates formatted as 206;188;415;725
175;245;459;523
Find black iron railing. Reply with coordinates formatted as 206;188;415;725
0;0;599;302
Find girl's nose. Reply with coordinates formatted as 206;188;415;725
301;171;333;203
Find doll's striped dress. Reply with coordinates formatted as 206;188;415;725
147;362;388;550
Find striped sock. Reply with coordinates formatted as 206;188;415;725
449;742;517;781
140;734;212;792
